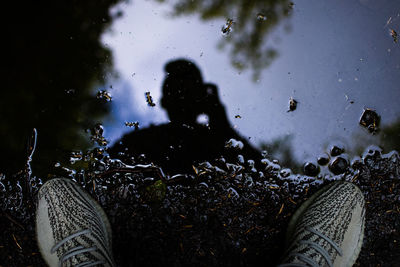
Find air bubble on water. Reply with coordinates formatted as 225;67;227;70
247;160;255;167
0;181;5;193
217;156;226;164
234;173;243;182
61;167;77;178
198;161;213;169
261;150;268;158
226;163;243;173
279;168;292;178
70;151;83;164
362;145;382;160
244;175;254;187
110;159;125;169
225;138;244;150
91;160;107;174
214;166;226;175
227;187;239;199
261;158;281;172
199;182;209;188
382;150;399;163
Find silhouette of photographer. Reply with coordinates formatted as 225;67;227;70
109;59;261;174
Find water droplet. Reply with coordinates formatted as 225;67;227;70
256;13;267;21
90;123;108;146
225;138;244;150
279;168;292;178
227;187;239;199
70;151;83;164
237;155;244;164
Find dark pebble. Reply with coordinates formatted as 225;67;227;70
303;162;320;177
330;145;345;157
317;154;330;166
359;108;380;134
328;156;349;175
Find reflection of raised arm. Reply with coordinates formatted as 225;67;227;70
198;83;230;130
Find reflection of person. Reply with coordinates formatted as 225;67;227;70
36;178;366;266
109;59;261;175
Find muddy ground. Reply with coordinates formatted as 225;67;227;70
1;147;399;266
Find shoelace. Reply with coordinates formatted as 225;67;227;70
278;226;343;267
51;229;105;267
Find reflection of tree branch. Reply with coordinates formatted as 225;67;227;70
351;118;400;155
156;0;292;80
260;135;301;172
379;119;400;152
2;0;123;176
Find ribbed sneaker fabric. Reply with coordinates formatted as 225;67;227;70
36;178;115;267
278;181;365;267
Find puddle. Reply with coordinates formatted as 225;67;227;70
2;0;400;265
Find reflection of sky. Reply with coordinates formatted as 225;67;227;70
102;0;400;163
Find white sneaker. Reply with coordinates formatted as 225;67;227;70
279;181;365;267
36;178;115;267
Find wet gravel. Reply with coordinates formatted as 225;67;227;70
1;147;399;266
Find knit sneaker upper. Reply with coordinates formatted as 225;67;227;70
36;178;115;267
279;181;365;267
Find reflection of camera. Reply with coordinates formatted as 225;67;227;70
194;83;221;116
